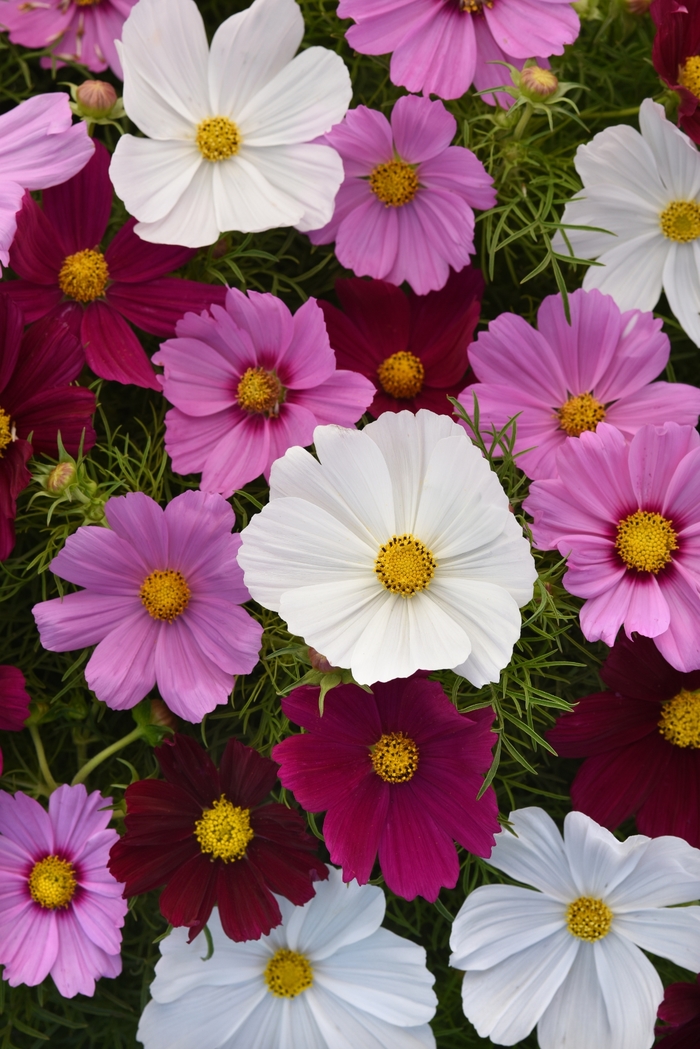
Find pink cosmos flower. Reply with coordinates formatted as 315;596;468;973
0;666;30;776
273;674;499;902
524;422;700;672
0;93;93;271
461;288;700;480
154;288;375;497
337;0;579;105
32;490;263;722
0;784;127;998
0;0;137;79
306;95;496;295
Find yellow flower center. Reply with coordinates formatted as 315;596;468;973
236;367;284;416
615;510;678;574
566;896;613;942
0;408;13;458
658;688;700;748
264;949;313;998
75;0;102;6
679;55;700;100
371;732;420;783
377;351;425;399
196;117;241;162
139;569;191;622
58;248;109;302
659;201;700;242
28;855;77;909
374;534;436;597
460;0;494;11
557;392;606;437
194;796;254;862
369;160;419;208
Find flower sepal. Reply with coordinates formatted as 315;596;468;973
292;649;372;714
496;61;584;135
30;436;107;526
65;81;126;132
130;699;175;747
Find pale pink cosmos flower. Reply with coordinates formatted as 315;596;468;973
154;288;376;496
306;94;496;295
337;0;580;105
0;784;127;998
461;288;700;479
524;422;700;673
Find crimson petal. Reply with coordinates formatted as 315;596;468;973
105;218;197;282
80;301;160;390
106;278;226;337
41;140;112;256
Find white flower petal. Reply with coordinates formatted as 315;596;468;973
277;995;327;1049
132;160;221;247
486;808;580;902
250;142;345;233
557;185;661;259
574;121;668;207
217;994;282;1049
286;872;385;961
606;833;700;909
562;810;650;899
110;137;203;225
211;152;307;233
137;982;265;1049
312;425;396;542
450;884;566;971
663;241;700;347
438;519;537;606
638;97;700;201
614;907;700;971
581;231;668;312
307;985;436;1049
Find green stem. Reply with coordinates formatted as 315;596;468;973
71;726;145;786
512;103;533;141
29;723;59;793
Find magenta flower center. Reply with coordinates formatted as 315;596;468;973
236;367;284;416
58;248;110;302
374;534;436;597
557;392;606;437
140;569;191;622
377;351;425;399
28;854;77;909
369;161;419;208
566;896;613;941
194;796;254;862
658;689;700;748
615;510;678;574
371;731;420;782
196;117;241;162
264;949;314;998
659;201;700;242
0;408;13;457
679;56;700;101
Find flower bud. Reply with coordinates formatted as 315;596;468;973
75;80;118;118
45;461;77;494
520;65;559;99
308;647;337;674
149;699;178;730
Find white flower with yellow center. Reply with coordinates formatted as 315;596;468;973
237;410;537;687
450;807;700;1049
557;98;700;345
110;0;351;247
137;867;437;1049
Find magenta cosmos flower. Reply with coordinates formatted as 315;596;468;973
0;784;127;998
656;975;700;1047
461;288;700;480
524;422;700;672
307;95;496;295
273;674;499;902
0;141;226;390
319;267;483;417
155;288;375;496
0;666;30;776
32;490;262;722
0;0;137;78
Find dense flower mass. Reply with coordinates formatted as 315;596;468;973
652;0;700;144
0;665;29;776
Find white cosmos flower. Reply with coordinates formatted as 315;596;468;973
110;0;351;247
449;807;700;1049
557;98;700;346
237;409;536;687
137;867;437;1049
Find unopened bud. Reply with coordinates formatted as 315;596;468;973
149;698;178;730
76;80;118;118
308;647;337;674
45;461;77;494
520;65;559;99
625;0;650;13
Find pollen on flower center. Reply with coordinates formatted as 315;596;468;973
28;855;77;909
0;407;13;458
557;392;606;437
615;510;678;574
371;732;420;783
236;367;284;416
264;949;313;998
566;896;613;941
460;0;494;11
194;796;254;862
659;200;700;242
58;248;109;302
374;534;437;597
140;569;191;622
377;351;425;399
658;688;700;748
369;160;419;208
75;0;103;6
679;55;700;101
196;116;241;162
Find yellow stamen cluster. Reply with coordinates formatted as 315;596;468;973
140;569;191;622
75;0;103;6
264;949;313;998
196;117;241;161
659;200;700;242
557;392;606;437
615;510;678;574
566;896;613;942
369;160;419;208
374;534;436;597
679;56;700;101
194;796;254;862
377;351;425;399
460;0;493;11
0;408;13;457
58;248;109;302
236;367;283;416
28;855;77;909
371;732;420;783
658;689;700;748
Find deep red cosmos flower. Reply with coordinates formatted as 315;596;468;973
273;674;499;902
0;141;226;391
0;666;30;776
108;734;328;943
0;298;95;560
318;267;483;417
656;976;700;1047
651;0;700;144
548;633;700;847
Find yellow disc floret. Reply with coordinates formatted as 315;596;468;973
659;200;700;242
374;534;436;597
615;510;678;574
680;56;700;100
0;408;13;457
557;392;606;437
566;896;613;942
371;732;420;783
196;117;241;161
377;351;425;399
369;160;419;207
140;569;191;622
658;688;700;748
194;796;254;862
58;248;109;302
236;367;284;416
76;0;102;6
28;855;77;909
264;949;313;998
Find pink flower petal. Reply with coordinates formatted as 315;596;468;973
33;591;140;651
84;610;159;710
0;905;58;987
103;491;169;567
628;422;700;511
292;369;376;426
106;277;227;338
49;784;112;859
324;105;394;174
391;94;456;164
0;790;53;857
279;298;335;389
49;909;119;998
153;618;233;722
606;383;700;438
653;565;700;672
